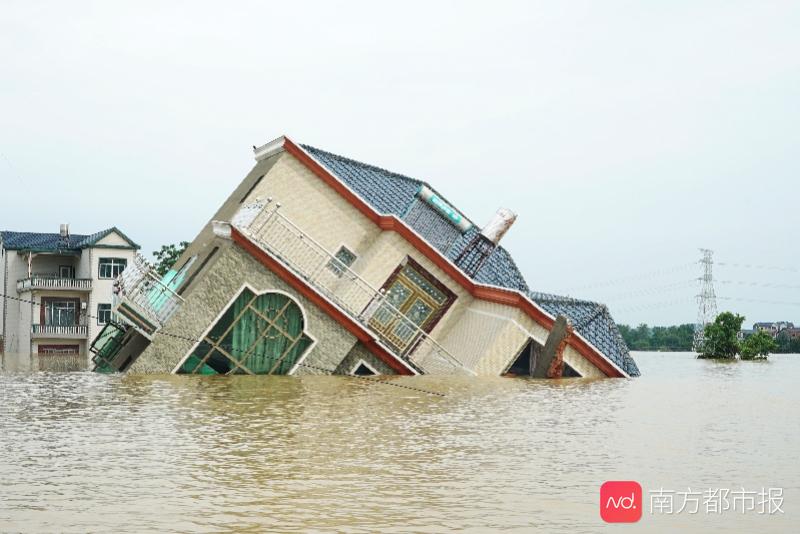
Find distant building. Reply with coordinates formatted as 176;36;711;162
737;329;755;341
753;321;795;337
777;327;800;341
0;226;139;366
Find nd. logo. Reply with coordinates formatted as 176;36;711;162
600;481;642;523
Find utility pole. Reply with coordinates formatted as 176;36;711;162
693;248;718;352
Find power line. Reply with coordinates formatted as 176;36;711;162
718;296;800;307
612;297;697;314
596;279;697;302
717;279;800;291
561;261;697;293
0;151;25;184
0;291;446;397
717;261;800;274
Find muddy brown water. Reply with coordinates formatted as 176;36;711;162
1;352;798;532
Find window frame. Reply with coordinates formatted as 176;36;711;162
172;284;317;375
97;303;112;325
59;265;75;279
40;297;80;326
327;244;358;277
98;257;128;279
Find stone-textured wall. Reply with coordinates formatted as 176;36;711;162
334;342;398;375
128;239;359;374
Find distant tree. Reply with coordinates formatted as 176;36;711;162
152;241;189;277
698;312;744;359
739;330;777;360
618;323;695;351
775;332;800;354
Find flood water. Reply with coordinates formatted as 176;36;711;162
1;352;798;533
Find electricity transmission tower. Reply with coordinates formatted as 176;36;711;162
693;248;718;351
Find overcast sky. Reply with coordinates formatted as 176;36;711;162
2;1;798;326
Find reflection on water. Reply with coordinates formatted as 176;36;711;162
1;352;798;532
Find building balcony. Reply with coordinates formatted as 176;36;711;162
235;201;472;375
17;276;92;293
113;255;185;339
31;323;89;338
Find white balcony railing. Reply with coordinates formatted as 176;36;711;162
237;200;472;375
31;324;89;337
17;276;92;292
115;254;185;331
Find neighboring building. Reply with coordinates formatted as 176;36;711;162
777;327;800;341
90;136;640;378
0;226;139;367
737;329;755;341
753;321;795;337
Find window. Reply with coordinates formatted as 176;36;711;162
59;265;75;278
327;246;357;277
42;299;78;326
38;344;80;355
97;303;112;325
178;288;314;375
99;258;127;279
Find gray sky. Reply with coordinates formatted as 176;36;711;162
2;1;798;326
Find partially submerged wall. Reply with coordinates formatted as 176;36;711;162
128;239;359;374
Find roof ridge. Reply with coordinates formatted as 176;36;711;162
528;291;601;307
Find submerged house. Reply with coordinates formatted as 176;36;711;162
90;136;640;378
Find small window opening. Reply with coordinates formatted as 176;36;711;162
350;359;378;376
327;246;357;277
562;362;582;378
505;338;544;377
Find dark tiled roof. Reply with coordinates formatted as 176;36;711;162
301;144;638;376
1;227;138;251
529;292;640;376
303;145;530;293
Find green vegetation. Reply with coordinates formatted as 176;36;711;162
698;312;743;359
699;311;777;360
739;330;778;360
622;313;791;358
152;241;189;277
775;332;800;354
618;323;695;351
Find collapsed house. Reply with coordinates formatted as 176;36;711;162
89;136;640;378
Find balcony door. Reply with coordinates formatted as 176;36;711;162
41;298;80;326
368;258;455;352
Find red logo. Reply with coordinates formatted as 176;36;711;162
600;481;642;523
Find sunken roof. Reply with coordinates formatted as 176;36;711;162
301;144;640;377
0;227;139;252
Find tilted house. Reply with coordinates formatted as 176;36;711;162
90;136;640;378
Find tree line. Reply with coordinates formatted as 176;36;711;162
618;323;695;351
620;321;800;353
